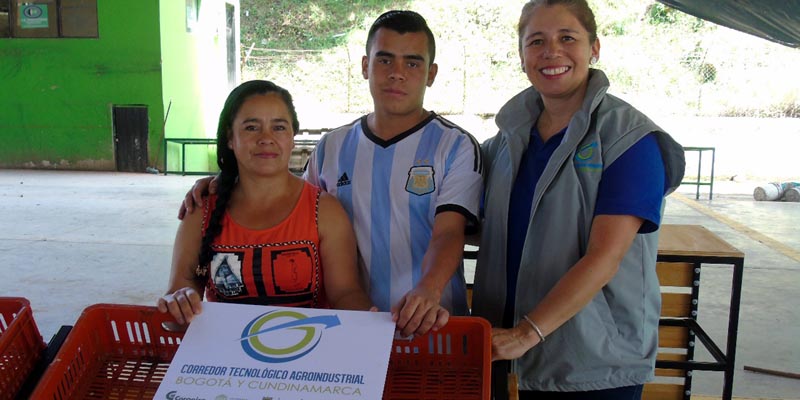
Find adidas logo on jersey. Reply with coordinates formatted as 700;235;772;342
337;173;351;187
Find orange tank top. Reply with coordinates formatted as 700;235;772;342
200;181;328;308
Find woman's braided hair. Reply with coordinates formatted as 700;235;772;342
197;80;300;271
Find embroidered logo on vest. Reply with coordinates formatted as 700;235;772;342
574;141;602;171
406;166;435;195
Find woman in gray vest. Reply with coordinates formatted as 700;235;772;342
471;1;685;399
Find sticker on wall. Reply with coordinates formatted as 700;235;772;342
20;4;48;29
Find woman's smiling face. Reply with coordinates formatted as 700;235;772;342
228;93;295;176
520;4;600;102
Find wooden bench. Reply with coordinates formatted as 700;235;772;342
290;137;321;174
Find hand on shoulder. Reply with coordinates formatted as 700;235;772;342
178;175;219;219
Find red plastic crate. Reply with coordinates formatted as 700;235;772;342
0;297;46;400
383;317;491;399
31;304;491;400
30;304;184;400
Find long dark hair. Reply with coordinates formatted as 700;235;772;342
197;80;300;270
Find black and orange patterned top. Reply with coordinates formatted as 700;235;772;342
199;181;327;308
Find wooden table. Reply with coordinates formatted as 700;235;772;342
466;224;745;400
656;224;745;400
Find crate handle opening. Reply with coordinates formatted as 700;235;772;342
111;320;120;342
142;322;152;344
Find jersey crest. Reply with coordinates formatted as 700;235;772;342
406;165;435;196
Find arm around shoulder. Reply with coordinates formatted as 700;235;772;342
179;174;218;219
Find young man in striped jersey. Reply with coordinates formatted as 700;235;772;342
303;10;483;337
181;11;482;337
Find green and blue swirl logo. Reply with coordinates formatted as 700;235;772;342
576;142;596;160
240;310;340;363
574;141;602;171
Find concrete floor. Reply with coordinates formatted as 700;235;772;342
1;169;799;399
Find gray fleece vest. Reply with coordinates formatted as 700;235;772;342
472;70;685;391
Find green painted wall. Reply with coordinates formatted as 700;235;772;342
0;1;164;170
0;0;238;172
159;0;239;174
160;0;211;173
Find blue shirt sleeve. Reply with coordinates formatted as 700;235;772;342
595;133;667;233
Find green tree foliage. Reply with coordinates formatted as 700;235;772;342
645;2;678;25
240;0;411;50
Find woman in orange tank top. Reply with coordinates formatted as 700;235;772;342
157;81;373;325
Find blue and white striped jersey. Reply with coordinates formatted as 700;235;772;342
304;113;483;314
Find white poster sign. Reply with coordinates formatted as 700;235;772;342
155;302;395;400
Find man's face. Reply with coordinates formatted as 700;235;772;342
362;28;438;118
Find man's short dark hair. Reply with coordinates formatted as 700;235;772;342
366;10;436;64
